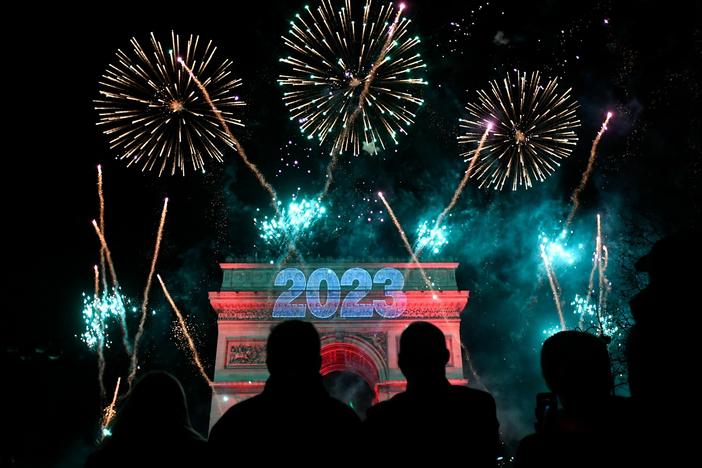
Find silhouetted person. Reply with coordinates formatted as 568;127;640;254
208;320;361;466
516;331;635;468
364;321;499;467
85;371;206;468
627;230;699;464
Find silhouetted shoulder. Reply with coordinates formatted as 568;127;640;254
364;391;407;419
209;393;266;441
367;385;495;417
325;394;363;422
449;385;496;402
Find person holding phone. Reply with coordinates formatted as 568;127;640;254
515;331;636;467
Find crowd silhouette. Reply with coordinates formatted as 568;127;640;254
85;232;697;467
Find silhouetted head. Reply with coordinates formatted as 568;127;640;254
541;331;612;412
111;371;194;438
266;320;321;378
627;230;699;401
630;230;699;324
398;321;449;383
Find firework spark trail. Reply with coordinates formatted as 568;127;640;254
598;247;610;332
180;57;307;261
318;3;408;199
100;377;121;439
461;343;490;393
596;216;611;334
377;192;435;295
91;222;120;294
540;244;566;331
157;274;213;386
91;220;131;354
580;215;602;329
281;243;306;267
128;198;169;387
94;265;100;302
97;166;109;293
588;217;602;301
178;59;278;211
319;147;341;200
416;125;492;258
566;112;613;229
94;265;107;400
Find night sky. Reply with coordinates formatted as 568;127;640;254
5;1;700;466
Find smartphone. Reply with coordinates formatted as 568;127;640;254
535;392;558;433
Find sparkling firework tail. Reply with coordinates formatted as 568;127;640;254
128;198;169;387
566;113;613;229
91;222;119;295
458;71;580;191
540;244;566;331
319;146;341;200
157;275;213;386
178;57;311;261
178;59;279;211
282;243;307;266
94;265;107;400
377;192;435;295
91;220;132;354
94;265;100;300
179;57;308;264
100;377;121;439
596;217;610;334
96;32;246;176
416;125;491;258
581;215;602;329
97;166;109;293
461;343;490;393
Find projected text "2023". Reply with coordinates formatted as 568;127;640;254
273;267;407;318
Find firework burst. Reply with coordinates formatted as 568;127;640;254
414;220;449;255
279;0;427;157
80;289;135;350
459;70;580;190
254;196;327;252
96;32;245;176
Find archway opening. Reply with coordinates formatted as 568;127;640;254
323;371;374;420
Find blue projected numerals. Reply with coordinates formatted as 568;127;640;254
306;268;340;319
272;268;306;318
373;268;407;318
272;267;407;318
340;268;373;318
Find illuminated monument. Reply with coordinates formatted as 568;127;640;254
208;260;469;426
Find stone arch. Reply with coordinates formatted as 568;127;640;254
320;342;382;395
